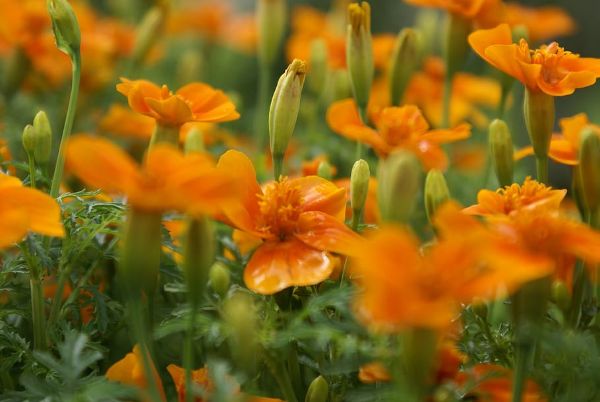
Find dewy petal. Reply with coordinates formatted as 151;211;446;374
295;211;363;256
294;176;347;220
144;95;193;126
66;135;140;196
244;238;335;294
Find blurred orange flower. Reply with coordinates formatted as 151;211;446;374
505;3;575;43
327;99;470;170
404;0;504;28
358;362;391;384
458;364;547;401
351;202;551;330
216;150;362;294
66;135;237;215
515;113;599;166
469;24;600;96
117;79;240;127
0;173;64;247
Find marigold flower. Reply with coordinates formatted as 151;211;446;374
358;362;391;384
504;3;575;43
327;99;470;170
468;24;600;96
65;135;237;215
216;150;362;294
351;202;551;330
116;78;240;127
0;173;64;247
404;0;504;28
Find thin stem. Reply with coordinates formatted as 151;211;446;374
351;208;363;232
50;51;81;199
535;155;548;184
47;264;72;328
27;153;36;189
273;155;283;180
568;260;587;328
441;75;452;129
184;304;198;402
30;275;46;351
149;124;181;149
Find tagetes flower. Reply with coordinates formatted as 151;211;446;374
0;173;64;247
469;24;600;96
515;114;599;166
116;79;240;127
0;139;15;175
301;155;338;177
65;135;236;215
106;345;166;402
216;150;362;294
403;57;501;129
43;276;100;324
505;3;575;43
458;364;546;402
358;362;391;384
404;0;504;28
351;202;551;330
327;100;470;170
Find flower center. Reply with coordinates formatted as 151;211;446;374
526;40;574;85
160;84;172;99
257;177;303;239
498;177;557;214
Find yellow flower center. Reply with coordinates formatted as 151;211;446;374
497;177;557;214
525;40;574;85
257;177;303;239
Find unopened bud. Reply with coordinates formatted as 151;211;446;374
209;262;230;298
523;89;555;164
269;59;307;177
223;292;258;371
184;126;205;154
308;39;329;96
415;10;439;57
32;111;52;163
377;151;422;223
346;2;373;117
551;280;571;312
424;169;450;224
183;217;214;307
389;28;421;106
257;0;286;66
132;5;167;66
305;375;329;402
317;160;334;180
351;159;370;217
488;119;514;187
22;125;36;156
578;128;600;213
47;0;81;56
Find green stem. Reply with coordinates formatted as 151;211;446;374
263;350;299;402
50;51;81;199
27;153;36;189
273;154;283;180
441;74;452;129
47;264;72;328
535;155;548;184
30;275;46;351
184;304;198;402
351;208;363;232
512;342;532;402
149;124;181;148
568;260;587;328
256;63;272;152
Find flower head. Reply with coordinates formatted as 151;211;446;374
505;3;575;43
116;78;240;127
327;99;470;170
216;150;362;294
404;0;504;28
469;24;600;96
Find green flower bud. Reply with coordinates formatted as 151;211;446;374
523;89;555;162
488;119;514;187
443;13;471;78
182;217;215;307
317;160;334;180
377;151;422;224
305;375;329;402
414;9;439;57
223;292;258;372
209;262;230;298
308;39;329;96
32;111;52;163
551;280;571;312
22;125;36;156
269;59;307;177
326;69;352;103
424;169;450;224
578;128;600;213
47;0;81;56
184;126;205;155
351;159;370;218
346;2;373;118
131;5;167;66
389;28;421;106
257;0;287;66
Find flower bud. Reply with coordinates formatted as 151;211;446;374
209;262;230;298
377;151;422;224
488;119;514;187
415;10;439;57
443;13;471;78
326;69;352;104
305;375;329;402
346;2;373;118
351;159;370;218
32;111;53;163
424;169;450;224
308;39;329;96
523;89;555;162
389;28;421;106
184;126;205;154
223;292;258;372
317;160;334;180
131;5;167;67
47;0;81;56
269;59;307;177
551;280;571;312
578;128;600;213
257;0;286;66
22;125;36;156
183;217;215;307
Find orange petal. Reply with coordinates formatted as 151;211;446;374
116;78;162;116
294;176;347;220
483;44;539;86
514;146;534;161
177;83;240;122
244;238;335;294
560;113;589;145
547;138;578;165
468;24;513;64
0;207;28;248
539;70;598;97
415;141;449;171
66;135;140;195
0;187;64;238
295;211;363;256
145;95;193;126
561;222;600;265
421;123;471;144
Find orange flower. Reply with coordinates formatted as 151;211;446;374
43;275;101;324
65;135;237;215
403;57;501;129
216;150;362;294
358;362;391;384
0;139;15;175
301;155;338;177
504;3;575;43
327;99;470;170
351;202;552;330
106;345;166;402
0;173;64;247
468;24;600;96
116;78;240;127
404;0;504;28
515;113;598;166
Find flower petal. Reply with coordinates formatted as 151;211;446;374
295;211;363;256
0;187;64;238
293;176;347;220
144;95;193;126
468;24;513;65
177;83;240;122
